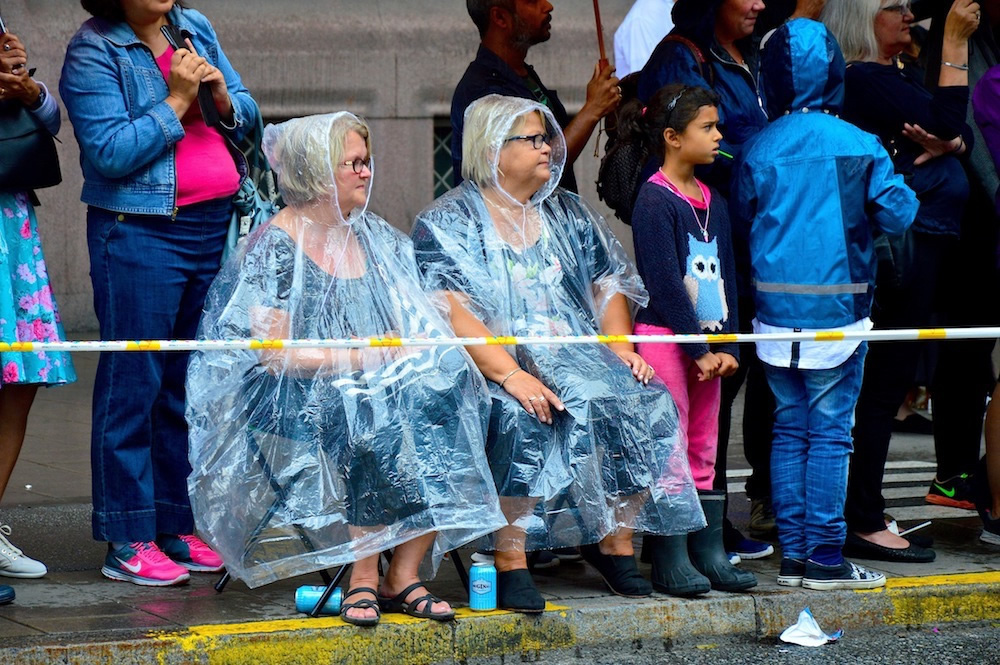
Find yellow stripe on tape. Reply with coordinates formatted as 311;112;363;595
126;341;161;351
707;334;739;344
598;335;629;344
918;329;947;339
249;339;284;350
0;342;33;352
487;336;519;345
814;332;845;342
370;337;403;347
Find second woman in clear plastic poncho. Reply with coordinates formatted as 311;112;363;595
411;95;704;613
185;112;506;626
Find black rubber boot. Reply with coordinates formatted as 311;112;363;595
688;490;758;592
648;534;711;597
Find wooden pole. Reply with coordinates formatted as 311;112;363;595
592;0;609;70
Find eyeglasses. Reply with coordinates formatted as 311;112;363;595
339;158;372;174
880;0;912;15
505;133;551;149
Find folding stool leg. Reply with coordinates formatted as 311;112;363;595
309;564;351;617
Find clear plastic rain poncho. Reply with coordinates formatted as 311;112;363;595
411;95;704;552
185;112;506;588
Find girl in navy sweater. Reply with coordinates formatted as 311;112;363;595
621;85;752;597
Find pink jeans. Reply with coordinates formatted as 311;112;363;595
635;323;720;490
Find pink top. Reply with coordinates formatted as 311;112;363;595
649;170;711;210
156;48;241;208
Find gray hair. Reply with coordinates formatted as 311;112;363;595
461;102;539;188
467;0;515;38
269;114;372;207
821;0;882;63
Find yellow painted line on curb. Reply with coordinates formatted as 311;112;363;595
884;570;1000;590
849;571;1000;626
854;570;1000;593
151;602;571;643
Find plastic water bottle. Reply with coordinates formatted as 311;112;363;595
294;585;343;615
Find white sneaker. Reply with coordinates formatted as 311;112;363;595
0;524;47;578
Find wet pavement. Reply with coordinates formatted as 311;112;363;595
0;345;997;663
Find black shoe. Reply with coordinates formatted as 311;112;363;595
777;558;805;588
579;543;652;598
802;559;885;590
842;532;936;563
926;473;976;510
498;569;545;613
527;550;560;570
552;547;583;562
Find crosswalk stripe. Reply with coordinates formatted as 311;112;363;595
726;460;978;525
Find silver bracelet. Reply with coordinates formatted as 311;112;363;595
498;367;523;389
942;61;970;71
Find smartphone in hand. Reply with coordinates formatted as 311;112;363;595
160;23;221;127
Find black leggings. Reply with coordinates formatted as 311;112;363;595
845;232;949;533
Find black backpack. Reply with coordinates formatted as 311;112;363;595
596;35;714;225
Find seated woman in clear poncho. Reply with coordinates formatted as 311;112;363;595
411;95;704;613
185;113;505;627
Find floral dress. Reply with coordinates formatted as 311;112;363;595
0;192;76;386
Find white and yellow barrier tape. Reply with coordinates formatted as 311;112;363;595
1;326;997;353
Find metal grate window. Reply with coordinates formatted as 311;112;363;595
433;119;454;198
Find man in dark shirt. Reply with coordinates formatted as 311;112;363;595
451;0;621;191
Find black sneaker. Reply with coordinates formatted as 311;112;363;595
777;558;805;587
802;559;885;591
980;509;1000;546
552;547;583;562
528;550;560;570
926;473;976;510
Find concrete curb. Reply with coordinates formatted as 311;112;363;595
4;572;1000;664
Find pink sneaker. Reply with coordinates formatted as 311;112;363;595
158;534;225;573
101;542;190;586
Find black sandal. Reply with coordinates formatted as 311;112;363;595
377;582;455;622
339;586;381;627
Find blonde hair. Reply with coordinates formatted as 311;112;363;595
272;114;372;207
461;99;542;187
821;0;883;63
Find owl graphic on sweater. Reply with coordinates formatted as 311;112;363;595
683;235;729;332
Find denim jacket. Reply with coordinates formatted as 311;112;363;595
60;6;256;216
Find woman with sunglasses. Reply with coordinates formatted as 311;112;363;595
411;95;704;612
822;0;979;563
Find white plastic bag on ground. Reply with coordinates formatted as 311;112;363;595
779;607;843;647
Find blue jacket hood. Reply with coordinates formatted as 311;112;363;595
762;19;845;117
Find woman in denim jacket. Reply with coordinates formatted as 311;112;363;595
60;0;256;587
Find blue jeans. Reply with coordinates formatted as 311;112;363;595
763;344;867;561
88;199;229;542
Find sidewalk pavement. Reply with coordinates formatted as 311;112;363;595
1;347;999;664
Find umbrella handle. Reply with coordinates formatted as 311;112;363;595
592;0;608;69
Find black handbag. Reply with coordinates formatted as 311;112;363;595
0;98;61;192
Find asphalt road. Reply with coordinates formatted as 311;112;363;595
551;622;1000;665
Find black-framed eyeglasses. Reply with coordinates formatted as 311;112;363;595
880;0;912;15
339;158;372;174
505;133;551;149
